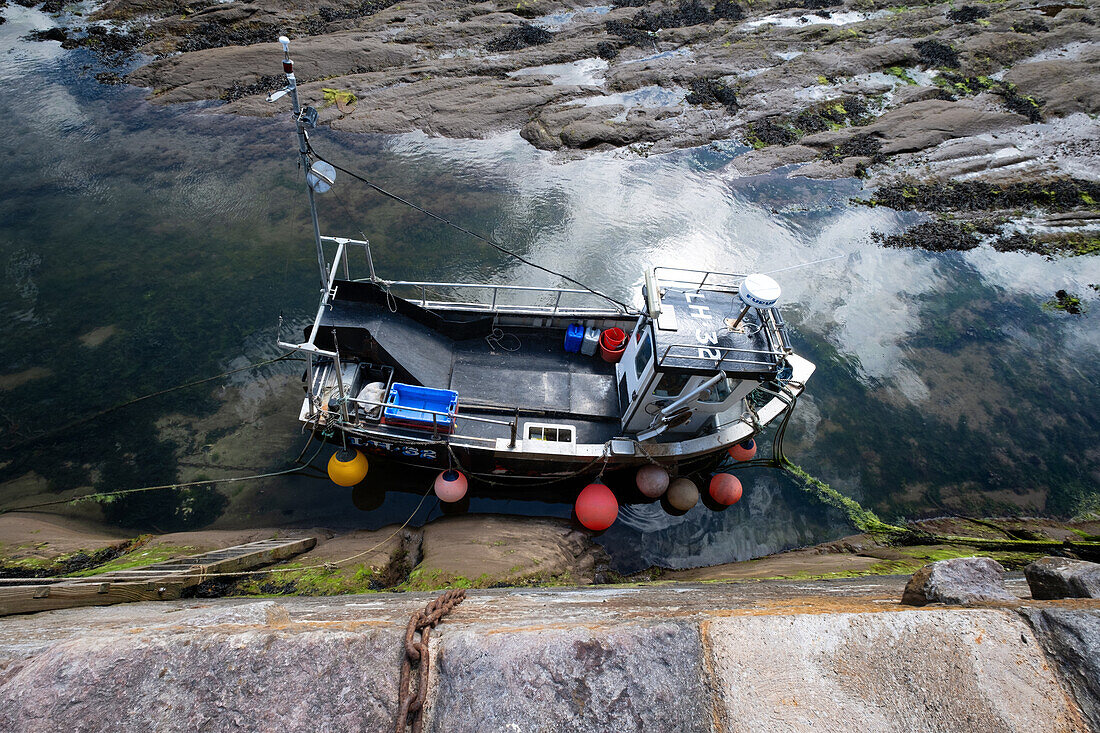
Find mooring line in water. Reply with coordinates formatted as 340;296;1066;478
305;140;639;316
2;352;304;452
445;442;612;488
0;439;328;516
187;480;437;583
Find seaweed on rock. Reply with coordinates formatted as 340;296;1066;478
486;23;554;52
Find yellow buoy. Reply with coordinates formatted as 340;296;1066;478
327;448;369;487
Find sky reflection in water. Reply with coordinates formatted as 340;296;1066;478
1;5;1098;572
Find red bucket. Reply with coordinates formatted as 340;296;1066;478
599;327;627;363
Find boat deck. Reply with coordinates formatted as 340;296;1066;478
321;279;629;416
449;331;619;419
316;282;627;437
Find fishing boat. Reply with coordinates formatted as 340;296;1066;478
268;39;815;506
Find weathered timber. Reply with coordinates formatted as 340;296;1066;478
0;581;186;616
0;537;315;616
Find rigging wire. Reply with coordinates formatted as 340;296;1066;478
0;439;328;516
304;140;638;315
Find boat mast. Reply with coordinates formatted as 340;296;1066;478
274;36;328;291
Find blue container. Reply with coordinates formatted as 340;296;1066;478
384;383;459;432
564;324;585;353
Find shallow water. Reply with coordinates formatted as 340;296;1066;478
1;7;1099;573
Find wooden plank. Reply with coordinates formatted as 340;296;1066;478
0;581;184;617
0;537;316;616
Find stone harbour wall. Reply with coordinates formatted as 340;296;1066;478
0;578;1098;732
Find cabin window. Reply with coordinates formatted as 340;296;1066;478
634;333;653;377
699;376;732;404
527;424;576;442
654;371;690;398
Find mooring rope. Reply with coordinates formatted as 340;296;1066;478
0;439;329;516
2;352;303;451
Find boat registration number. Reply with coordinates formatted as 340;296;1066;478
351;436;438;461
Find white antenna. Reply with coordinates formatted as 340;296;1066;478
267;36;329;290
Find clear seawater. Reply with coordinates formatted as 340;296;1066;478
2;5;1098;572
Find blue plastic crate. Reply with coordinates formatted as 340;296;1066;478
564;324;585;353
383;383;459;432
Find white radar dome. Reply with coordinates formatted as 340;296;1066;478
306;161;336;194
739;274;781;309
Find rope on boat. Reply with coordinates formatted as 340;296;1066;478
2;352;303;451
445;442;612;488
304;140;639;316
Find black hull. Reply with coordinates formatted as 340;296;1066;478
331;431;732;491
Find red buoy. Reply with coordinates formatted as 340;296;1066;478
434;469;468;503
709;473;743;505
575;483;618;531
728;438;757;462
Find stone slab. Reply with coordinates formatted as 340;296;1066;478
1022;608;1100;731
426;622;711;732
705;610;1085;732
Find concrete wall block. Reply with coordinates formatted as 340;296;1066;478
0;620;404;732
704;610;1086;732
1020;609;1100;731
426;621;713;732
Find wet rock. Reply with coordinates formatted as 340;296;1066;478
25;27;67;42
427;622;710;732
729;144;819;177
808;99;1021;156
1025;556;1100;599
411;515;607;588
1021;609;1100;730
901;557;1016;605
1005;45;1100;117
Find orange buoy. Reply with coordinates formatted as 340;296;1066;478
575;482;618;531
327;448;369;487
666;477;699;511
636;464;670;498
434;469;468;503
709;473;743;505
728;438;757;462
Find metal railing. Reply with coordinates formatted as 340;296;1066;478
650;266;794;357
652;266;749;295
366;279;628;317
655;342;786;371
310;394;519;447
